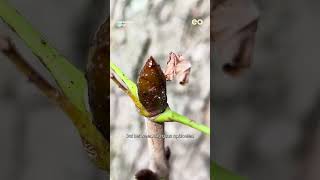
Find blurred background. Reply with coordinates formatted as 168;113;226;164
110;0;210;179
0;0;107;179
214;0;320;180
0;0;210;180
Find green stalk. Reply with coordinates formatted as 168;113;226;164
155;108;210;135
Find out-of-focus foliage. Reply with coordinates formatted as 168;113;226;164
211;162;246;180
0;0;109;172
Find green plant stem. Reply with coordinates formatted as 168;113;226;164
110;61;210;135
155;108;210;135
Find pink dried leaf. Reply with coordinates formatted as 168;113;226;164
164;52;191;85
164;52;177;81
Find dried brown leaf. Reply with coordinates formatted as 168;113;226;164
164;52;191;85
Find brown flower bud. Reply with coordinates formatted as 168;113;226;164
137;56;168;116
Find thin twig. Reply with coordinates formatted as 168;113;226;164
0;34;62;103
110;73;128;92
